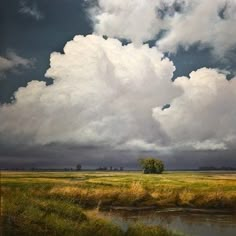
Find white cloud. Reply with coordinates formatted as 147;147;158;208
157;0;236;57
0;35;180;147
0;51;33;79
19;0;44;20
189;140;227;151
1;37;235;152
90;0;236;57
153;68;236;151
120;139;160;151
90;0;163;44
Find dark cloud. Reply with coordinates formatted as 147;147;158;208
1;143;236;169
18;0;44;20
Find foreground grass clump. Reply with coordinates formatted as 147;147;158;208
78;218;123;236
2;188;122;236
2;184;178;236
2;188;86;235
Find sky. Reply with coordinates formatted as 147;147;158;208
1;0;236;169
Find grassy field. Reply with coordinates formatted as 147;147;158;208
1;171;236;235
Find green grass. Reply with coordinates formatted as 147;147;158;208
1;171;236;235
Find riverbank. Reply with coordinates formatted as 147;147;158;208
108;206;236;214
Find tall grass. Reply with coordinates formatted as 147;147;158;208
2;184;180;236
47;183;236;209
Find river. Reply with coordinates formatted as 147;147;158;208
96;210;236;236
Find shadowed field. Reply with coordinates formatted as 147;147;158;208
1;171;236;235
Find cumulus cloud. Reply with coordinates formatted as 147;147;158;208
157;0;236;57
89;0;163;44
19;0;44;20
0;51;33;79
0;36;235;153
0;35;180;149
153;68;236;150
90;0;236;57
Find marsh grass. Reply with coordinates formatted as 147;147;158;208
1;171;236;235
47;183;236;209
2;187;179;236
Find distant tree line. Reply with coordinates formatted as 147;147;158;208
75;164;124;171
96;166;124;171
199;166;236;171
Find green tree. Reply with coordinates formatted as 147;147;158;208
139;158;164;174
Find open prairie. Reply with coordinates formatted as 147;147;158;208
1;171;236;235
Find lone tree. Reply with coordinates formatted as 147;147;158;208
139;158;164;174
76;164;82;171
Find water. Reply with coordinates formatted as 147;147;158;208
97;210;236;236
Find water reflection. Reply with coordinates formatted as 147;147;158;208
98;210;236;236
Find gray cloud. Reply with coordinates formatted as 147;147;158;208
0;51;34;79
1;143;236;169
19;0;44;20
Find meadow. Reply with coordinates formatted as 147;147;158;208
1;171;236;235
